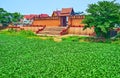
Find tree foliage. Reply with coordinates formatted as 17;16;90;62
11;12;23;22
83;0;120;38
0;8;23;26
0;8;11;26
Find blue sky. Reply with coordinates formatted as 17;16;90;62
0;0;120;15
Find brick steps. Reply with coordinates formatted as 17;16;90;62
37;27;66;35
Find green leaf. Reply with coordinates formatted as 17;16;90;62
83;0;120;38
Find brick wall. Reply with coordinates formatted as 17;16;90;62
32;17;61;26
68;15;85;26
68;26;95;36
20;26;44;32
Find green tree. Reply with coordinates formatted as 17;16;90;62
11;12;23;25
0;8;23;26
0;8;11;26
83;0;120;38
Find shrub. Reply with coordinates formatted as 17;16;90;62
62;36;80;42
19;30;37;37
0;28;17;35
0;29;37;37
115;32;120;39
8;28;17;33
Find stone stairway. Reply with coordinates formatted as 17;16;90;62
37;26;66;36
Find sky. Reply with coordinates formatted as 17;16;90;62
0;0;120;15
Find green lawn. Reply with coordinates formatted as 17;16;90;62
0;34;120;78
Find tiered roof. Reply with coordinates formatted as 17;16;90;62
60;8;74;16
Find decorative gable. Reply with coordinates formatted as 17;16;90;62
60;8;75;16
52;11;61;17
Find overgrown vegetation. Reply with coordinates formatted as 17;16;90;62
1;29;120;43
0;29;55;40
115;32;120;39
0;34;120;78
83;0;120;38
62;36;82;42
62;36;115;43
0;29;37;37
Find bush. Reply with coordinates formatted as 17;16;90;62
0;28;17;35
115;32;120;39
19;30;37;37
0;29;37;37
8;28;17;33
62;36;80;42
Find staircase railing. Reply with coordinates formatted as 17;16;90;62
35;25;46;34
60;26;70;35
